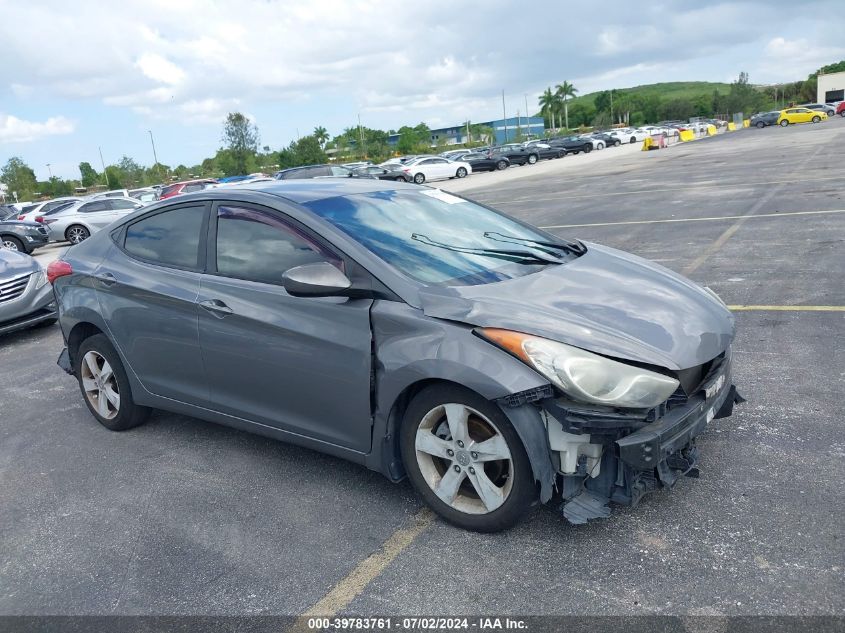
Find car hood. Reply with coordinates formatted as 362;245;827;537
418;243;735;371
0;249;39;276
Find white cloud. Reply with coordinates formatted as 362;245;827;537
136;53;186;85
0;114;74;143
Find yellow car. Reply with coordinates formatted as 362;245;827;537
777;107;828;126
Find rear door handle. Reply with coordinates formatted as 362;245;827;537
94;272;116;286
199;299;234;317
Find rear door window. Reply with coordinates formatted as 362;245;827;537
79;201;109;213
124;205;206;270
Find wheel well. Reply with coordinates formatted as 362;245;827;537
67;322;104;370
381;378;471;481
65;224;87;237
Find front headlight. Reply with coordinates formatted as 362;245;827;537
479;328;679;409
34;270;47;289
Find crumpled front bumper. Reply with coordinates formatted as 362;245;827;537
540;351;744;525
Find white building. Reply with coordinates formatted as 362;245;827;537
817;70;845;104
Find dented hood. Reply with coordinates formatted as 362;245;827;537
419;243;735;371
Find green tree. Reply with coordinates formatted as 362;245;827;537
78;162;100;188
555;81;578;130
104;166;123;189
221;112;260;176
117;156;144;187
313;126;329;149
0;157;38;201
538;87;557;130
291;135;327;165
38;177;74;197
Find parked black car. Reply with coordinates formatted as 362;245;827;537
275;165;374;180
0;217;49;253
548;136;594;154
750;111;780;128
353;165;411;182
462;153;511;172
489;145;539;165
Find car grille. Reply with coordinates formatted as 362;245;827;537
0;272;31;304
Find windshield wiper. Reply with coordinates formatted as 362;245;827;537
411;234;562;265
483;231;586;256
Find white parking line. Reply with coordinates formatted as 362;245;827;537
539;208;845;230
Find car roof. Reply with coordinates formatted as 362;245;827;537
225;177;421;203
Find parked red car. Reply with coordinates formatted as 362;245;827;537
159;179;218;200
836;102;845;117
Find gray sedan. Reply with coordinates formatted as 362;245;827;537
49;180;742;532
43;197;145;244
0;249;56;336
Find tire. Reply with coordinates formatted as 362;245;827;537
613;140;621;147
413;173;425;185
395;176;406;182
496;160;508;170
1;236;25;252
526;153;538;164
400;384;537;532
455;167;468;178
756;121;765;128
65;225;90;244
76;334;150;432
630;137;637;144
780;119;789;127
583;144;592;153
812;116;820;123
597;142;605;150
840;111;845;117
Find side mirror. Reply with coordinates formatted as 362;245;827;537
283;262;352;298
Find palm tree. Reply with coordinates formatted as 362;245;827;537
313;126;329;149
538;87;556;131
555;81;578;131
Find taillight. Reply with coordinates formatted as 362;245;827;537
47;260;73;284
17;215;25;220
43;218;58;225
35;216;44;223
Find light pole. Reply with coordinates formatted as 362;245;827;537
147;130;159;168
524;93;530;137
46;163;53;179
501;90;508;142
98;146;108;188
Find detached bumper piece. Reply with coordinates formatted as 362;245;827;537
544;355;744;525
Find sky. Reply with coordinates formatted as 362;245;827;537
1;0;844;180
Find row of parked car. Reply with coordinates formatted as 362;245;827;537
750;102;845;128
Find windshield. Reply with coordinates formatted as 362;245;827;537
304;189;564;286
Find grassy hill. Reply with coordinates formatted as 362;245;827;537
566;81;732;108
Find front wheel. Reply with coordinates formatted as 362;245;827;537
583;145;592;153
780;119;789;127
840;111;845;117
527;153;538;164
1;236;25;252
496;160;508;170
66;225;90;244
413;173;426;185
76;334;150;431
400;384;537;532
812;116;821;123
756;121;765;128
395;176;406;182
455;167;468;178
613;140;621;147
630;137;637;143
597;142;605;150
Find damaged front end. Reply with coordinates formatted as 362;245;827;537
526;349;743;525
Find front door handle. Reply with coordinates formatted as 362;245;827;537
199;299;234;317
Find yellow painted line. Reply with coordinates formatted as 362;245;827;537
539;208;845;229
289;509;433;630
728;305;845;312
683;220;746;275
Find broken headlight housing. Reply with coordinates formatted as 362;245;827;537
479;328;679;409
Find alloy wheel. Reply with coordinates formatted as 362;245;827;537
414;403;513;515
2;239;19;251
67;227;89;244
80;350;120;420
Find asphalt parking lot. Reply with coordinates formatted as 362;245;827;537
2;120;844;619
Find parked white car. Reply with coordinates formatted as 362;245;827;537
17;197;81;222
400;156;472;184
43;197;144;244
579;136;606;150
609;129;649;144
90;189;131;200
